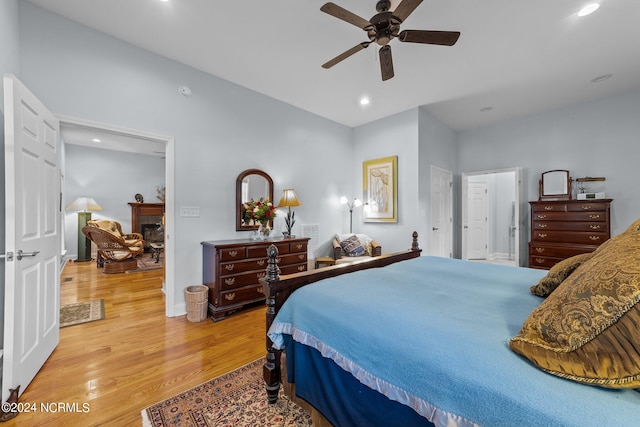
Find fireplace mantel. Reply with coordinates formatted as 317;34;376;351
128;202;165;248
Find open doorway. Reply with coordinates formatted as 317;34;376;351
58;115;176;315
462;167;524;266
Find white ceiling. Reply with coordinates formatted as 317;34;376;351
26;0;640;135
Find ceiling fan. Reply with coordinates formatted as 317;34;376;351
320;0;460;81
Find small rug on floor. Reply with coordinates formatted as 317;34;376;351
60;299;105;328
127;254;164;273
142;358;312;427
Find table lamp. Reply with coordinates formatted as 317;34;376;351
277;189;301;238
67;197;102;262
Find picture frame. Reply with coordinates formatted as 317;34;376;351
363;155;397;222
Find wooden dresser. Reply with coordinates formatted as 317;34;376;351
202;237;309;321
528;199;612;269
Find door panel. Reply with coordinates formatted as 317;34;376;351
3;74;60;401
468;181;488;259
430;167;452;257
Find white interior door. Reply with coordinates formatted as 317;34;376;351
467;181;488;260
3;74;61;401
430;166;452;257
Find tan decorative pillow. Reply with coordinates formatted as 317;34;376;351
510;228;640;388
530;252;594;297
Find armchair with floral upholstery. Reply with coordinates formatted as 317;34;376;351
85;220;144;269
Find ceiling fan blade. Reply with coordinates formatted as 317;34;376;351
392;0;423;23
379;45;394;81
320;2;372;30
398;30;461;46
322;42;371;69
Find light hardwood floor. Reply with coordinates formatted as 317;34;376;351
5;259;266;426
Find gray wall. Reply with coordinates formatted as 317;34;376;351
458;91;640;238
17;2;353;313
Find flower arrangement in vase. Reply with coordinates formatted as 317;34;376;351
243;198;276;239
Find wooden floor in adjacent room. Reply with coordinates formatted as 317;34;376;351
5;259;266;427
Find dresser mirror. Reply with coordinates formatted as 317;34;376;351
539;170;572;200
236;169;274;231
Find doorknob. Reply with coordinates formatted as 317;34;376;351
16;250;40;261
0;252;14;261
432;227;439;231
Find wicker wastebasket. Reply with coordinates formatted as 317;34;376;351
185;285;208;322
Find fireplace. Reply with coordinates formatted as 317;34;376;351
129;202;165;251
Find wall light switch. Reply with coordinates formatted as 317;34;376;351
180;206;200;217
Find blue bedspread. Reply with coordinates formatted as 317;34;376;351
268;256;640;427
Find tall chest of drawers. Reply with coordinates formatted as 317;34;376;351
528;199;612;270
202;237;309;321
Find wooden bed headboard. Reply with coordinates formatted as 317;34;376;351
260;231;422;404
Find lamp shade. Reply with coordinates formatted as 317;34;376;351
66;197;103;212
277;189;301;208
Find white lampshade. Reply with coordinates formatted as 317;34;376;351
66;197;103;212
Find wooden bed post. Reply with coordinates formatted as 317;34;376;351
263;244;281;404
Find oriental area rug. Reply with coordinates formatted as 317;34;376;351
60;299;105;328
142;358;312;427
127;253;164;273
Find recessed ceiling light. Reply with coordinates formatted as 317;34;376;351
590;74;612;83
360;97;370;106
92;138;101;143
578;3;600;17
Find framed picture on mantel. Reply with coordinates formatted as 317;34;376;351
363;155;397;223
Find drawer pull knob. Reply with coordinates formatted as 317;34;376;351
257;260;265;266
298;265;305;271
537;214;547;219
229;250;238;257
535;258;545;264
224;293;235;301
225;264;235;271
581;205;592;210
296;244;303;250
538;233;547;238
257;272;266;279
538;224;548;228
257;287;264;294
589;236;600;241
298;254;305;260
590;225;601;230
224;278;235;286
544;206;553;211
589;214;601;219
535;248;545;253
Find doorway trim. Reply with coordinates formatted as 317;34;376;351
462;167;523;266
57;115;176;316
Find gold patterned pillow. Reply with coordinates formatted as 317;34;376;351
530;252;594;297
510;229;640;388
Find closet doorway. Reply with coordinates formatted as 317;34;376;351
461;167;524;266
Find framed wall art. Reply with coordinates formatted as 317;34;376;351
362;155;397;222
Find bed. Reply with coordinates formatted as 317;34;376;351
261;230;640;426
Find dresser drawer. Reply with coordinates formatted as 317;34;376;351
278;252;308;266
529;255;565;269
220;257;269;275
566;202;609;212
219;247;246;261
529;243;594;259
280;263;308;275
218;270;267;290
246;242;289;258
289;241;307;253
533;221;607;232
532;203;567;212
217;285;265;307
531;211;607;222
532;230;609;244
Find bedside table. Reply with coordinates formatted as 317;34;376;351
315;256;335;269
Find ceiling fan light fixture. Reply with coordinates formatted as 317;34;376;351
578;3;600;17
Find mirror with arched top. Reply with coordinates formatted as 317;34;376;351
236;169;274;231
539;170;572;200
